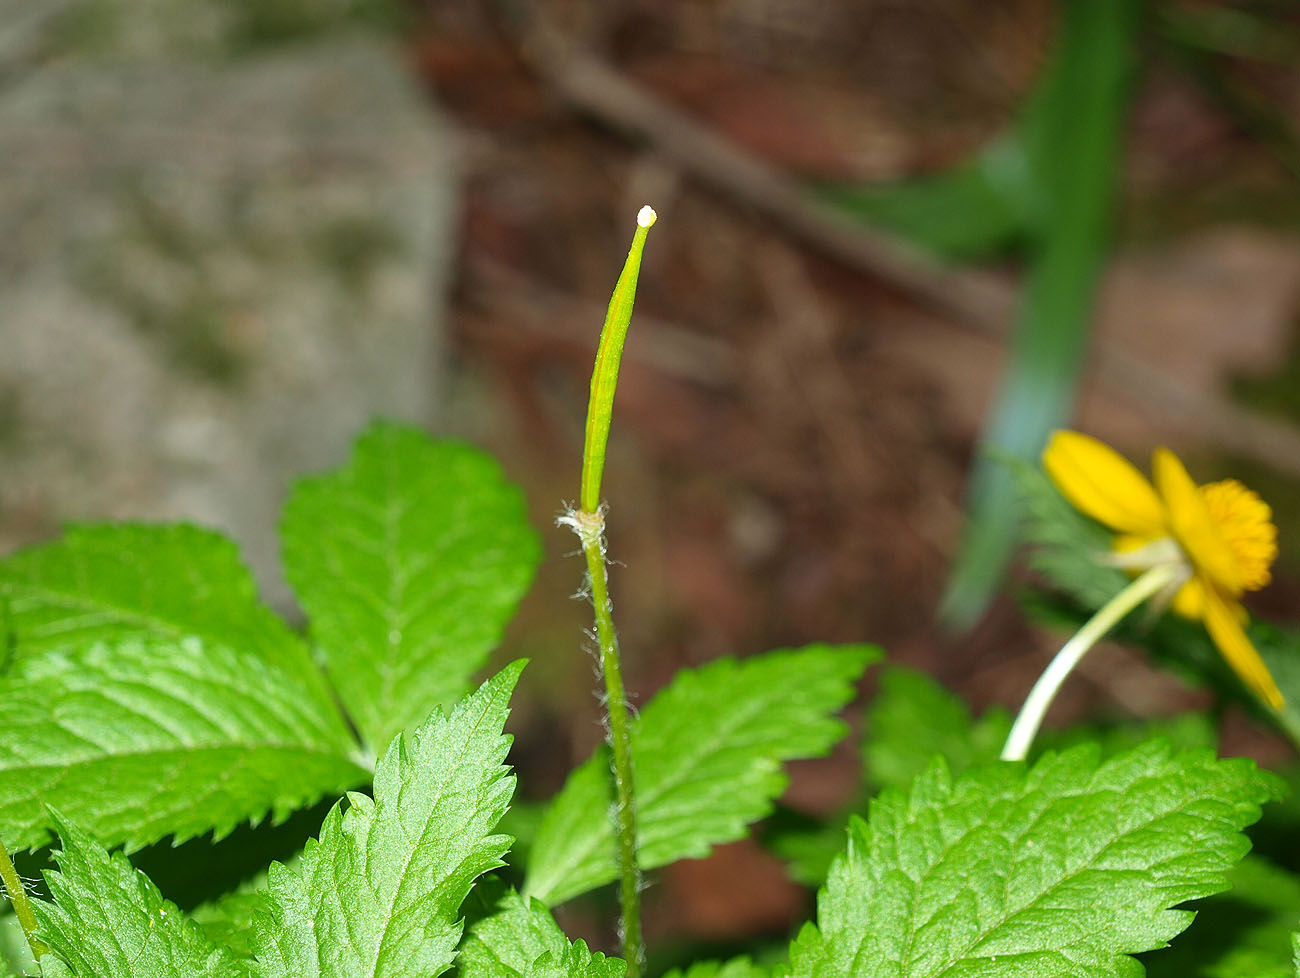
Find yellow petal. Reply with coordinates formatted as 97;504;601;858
1170;576;1206;620
1202;588;1284;710
1112;534;1151;554
1042;431;1166;535
1152;448;1243;594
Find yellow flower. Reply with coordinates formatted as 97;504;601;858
1043;430;1283;710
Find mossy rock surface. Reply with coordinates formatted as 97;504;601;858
0;9;454;605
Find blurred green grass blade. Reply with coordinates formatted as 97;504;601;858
940;0;1140;628
1158;2;1300;64
812;135;1031;260
1159;7;1300;182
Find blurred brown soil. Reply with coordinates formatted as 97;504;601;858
409;0;1300;955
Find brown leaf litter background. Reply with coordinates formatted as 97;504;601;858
414;0;1300;952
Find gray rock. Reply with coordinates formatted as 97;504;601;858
0;11;455;607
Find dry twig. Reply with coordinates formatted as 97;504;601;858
507;18;1300;479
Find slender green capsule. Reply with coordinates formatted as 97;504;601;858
580;205;657;514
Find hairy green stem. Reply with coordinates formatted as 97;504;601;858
567;205;655;976
1002;564;1180;762
0;837;45;961
574;510;642;973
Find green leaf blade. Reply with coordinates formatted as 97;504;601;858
864;667;1011;792
280;422;541;752
1;523;327;691
0;525;366;852
195;889;272;961
788;742;1281;978
525;644;878;906
1143;855;1300;978
0;638;369;852
769;667;1011;888
253;663;524;978
1013;457;1128;611
663;958;768;978
34;816;248;978
459;891;626;978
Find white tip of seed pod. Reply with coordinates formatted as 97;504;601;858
637;205;657;228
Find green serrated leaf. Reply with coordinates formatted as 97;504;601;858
0;911;32;978
1043;711;1218;759
39;956;73;978
662;958;768;978
0;523;327;693
190;848;303;960
494;800;545;871
194;887;275;961
459;891;626;978
1013;459;1128;610
524;644;878;906
0;598;12;676
1143;855;1300;978
787;741;1281;978
280;422;541;753
774;673;1220;889
0;523;366;852
770;667;1010;888
33;815;248;978
763;805;847;889
0;636;368;853
253;662;523;978
1244;763;1300;877
864;668;1012;793
1136;616;1300;746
